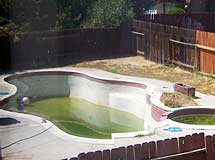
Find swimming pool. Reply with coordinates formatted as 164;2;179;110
3;71;153;141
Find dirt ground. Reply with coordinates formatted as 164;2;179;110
72;56;215;95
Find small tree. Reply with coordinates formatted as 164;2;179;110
83;0;134;28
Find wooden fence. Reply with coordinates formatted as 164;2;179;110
132;20;215;73
0;25;133;71
196;31;215;74
137;13;215;33
68;133;215;160
1;21;215;74
132;20;197;71
0;33;10;72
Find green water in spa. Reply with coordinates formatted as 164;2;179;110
172;115;215;125
26;97;145;139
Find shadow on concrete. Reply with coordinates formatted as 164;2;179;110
0;117;20;126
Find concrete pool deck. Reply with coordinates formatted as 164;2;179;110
1;67;215;160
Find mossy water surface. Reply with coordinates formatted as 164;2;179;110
172;115;215;125
26;97;144;139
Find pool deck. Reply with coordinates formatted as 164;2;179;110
1;67;215;160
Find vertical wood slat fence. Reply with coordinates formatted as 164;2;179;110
132;20;215;74
69;133;215;160
10;28;122;70
196;31;215;74
136;13;215;33
132;20;197;71
0;25;133;71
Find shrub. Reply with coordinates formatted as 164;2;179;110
83;0;134;28
167;7;186;15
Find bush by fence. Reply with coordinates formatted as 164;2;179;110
68;133;215;160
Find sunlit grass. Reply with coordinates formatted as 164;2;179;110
71;56;215;95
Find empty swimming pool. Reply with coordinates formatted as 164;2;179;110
3;71;152;140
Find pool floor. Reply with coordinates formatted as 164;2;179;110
25;97;145;139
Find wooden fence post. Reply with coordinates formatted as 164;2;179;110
103;150;111;160
194;45;200;72
206;135;215;160
126;145;135;160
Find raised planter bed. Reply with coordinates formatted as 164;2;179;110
174;83;195;97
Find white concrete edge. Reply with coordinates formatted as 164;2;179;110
1;68;155;99
112;130;151;139
0;109;154;144
0;69;156;144
2;68;215;143
0;75;17;101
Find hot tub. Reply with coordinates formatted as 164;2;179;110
167;107;215;130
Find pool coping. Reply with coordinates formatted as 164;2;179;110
1;68;215;144
0;69;156;144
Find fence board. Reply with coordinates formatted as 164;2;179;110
132;20;197;70
197;30;215;74
126;145;135;160
111;147;126;160
157;138;178;157
206;135;215;160
149;141;157;159
70;133;215;160
141;142;150;159
152;149;206;160
78;153;87;160
103;150;111;160
136;13;215;32
134;144;145;160
1;26;133;71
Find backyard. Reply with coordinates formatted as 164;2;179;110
73;55;215;95
1;0;215;160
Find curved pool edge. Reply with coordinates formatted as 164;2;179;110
2;68;215;144
0;69;157;144
165;107;215;130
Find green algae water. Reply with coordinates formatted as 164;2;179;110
172;115;215;125
26;97;144;139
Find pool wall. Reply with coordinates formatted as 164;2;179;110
0;70;158;143
6;72;151;120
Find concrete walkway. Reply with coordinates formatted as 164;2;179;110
0;67;215;160
0;111;162;160
66;67;215;106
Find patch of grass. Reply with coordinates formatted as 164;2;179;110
71;56;215;95
160;93;197;108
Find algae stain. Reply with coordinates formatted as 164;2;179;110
26;97;145;139
172;115;215;125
